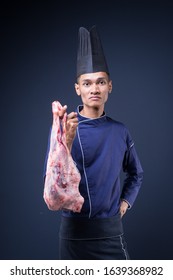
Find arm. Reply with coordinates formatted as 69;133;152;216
43;102;83;211
120;133;143;215
65;111;78;152
43;105;78;180
57;105;78;151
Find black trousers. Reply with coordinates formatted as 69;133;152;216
59;214;130;260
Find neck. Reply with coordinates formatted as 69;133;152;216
80;105;104;118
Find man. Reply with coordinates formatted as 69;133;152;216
44;26;143;260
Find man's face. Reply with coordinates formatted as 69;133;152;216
75;72;112;110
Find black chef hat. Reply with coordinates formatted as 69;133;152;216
76;26;109;77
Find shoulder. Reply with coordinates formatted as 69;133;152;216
106;116;128;131
106;116;133;145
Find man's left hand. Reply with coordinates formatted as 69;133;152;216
120;200;129;218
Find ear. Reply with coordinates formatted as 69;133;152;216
108;80;112;93
75;83;81;96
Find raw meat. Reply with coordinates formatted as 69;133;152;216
43;101;84;212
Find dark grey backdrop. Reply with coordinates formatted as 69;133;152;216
1;0;173;260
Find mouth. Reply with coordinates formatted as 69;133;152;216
89;96;101;100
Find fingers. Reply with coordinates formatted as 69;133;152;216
58;107;78;124
67;112;78;127
53;102;78;130
119;201;128;218
66;111;78;134
120;208;126;218
67;112;78;121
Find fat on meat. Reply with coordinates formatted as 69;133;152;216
43;101;84;212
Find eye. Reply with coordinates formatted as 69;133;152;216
83;82;90;87
98;80;106;85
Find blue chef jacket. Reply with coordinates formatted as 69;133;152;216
44;105;143;219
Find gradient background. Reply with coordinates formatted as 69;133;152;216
1;0;173;260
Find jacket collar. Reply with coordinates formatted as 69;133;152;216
77;105;107;124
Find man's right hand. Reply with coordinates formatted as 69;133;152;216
66;111;78;151
58;104;78;151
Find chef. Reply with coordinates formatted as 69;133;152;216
44;26;143;260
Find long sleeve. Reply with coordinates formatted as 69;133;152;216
121;131;143;208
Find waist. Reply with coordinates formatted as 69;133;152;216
59;213;123;240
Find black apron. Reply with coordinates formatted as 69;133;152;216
59;213;130;260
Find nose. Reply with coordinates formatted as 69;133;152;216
91;83;100;94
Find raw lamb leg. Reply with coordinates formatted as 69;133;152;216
43;101;84;212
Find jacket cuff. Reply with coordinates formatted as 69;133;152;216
121;199;132;209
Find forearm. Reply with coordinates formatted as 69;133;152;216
65;112;78;152
66;133;75;153
121;172;143;207
66;137;74;153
